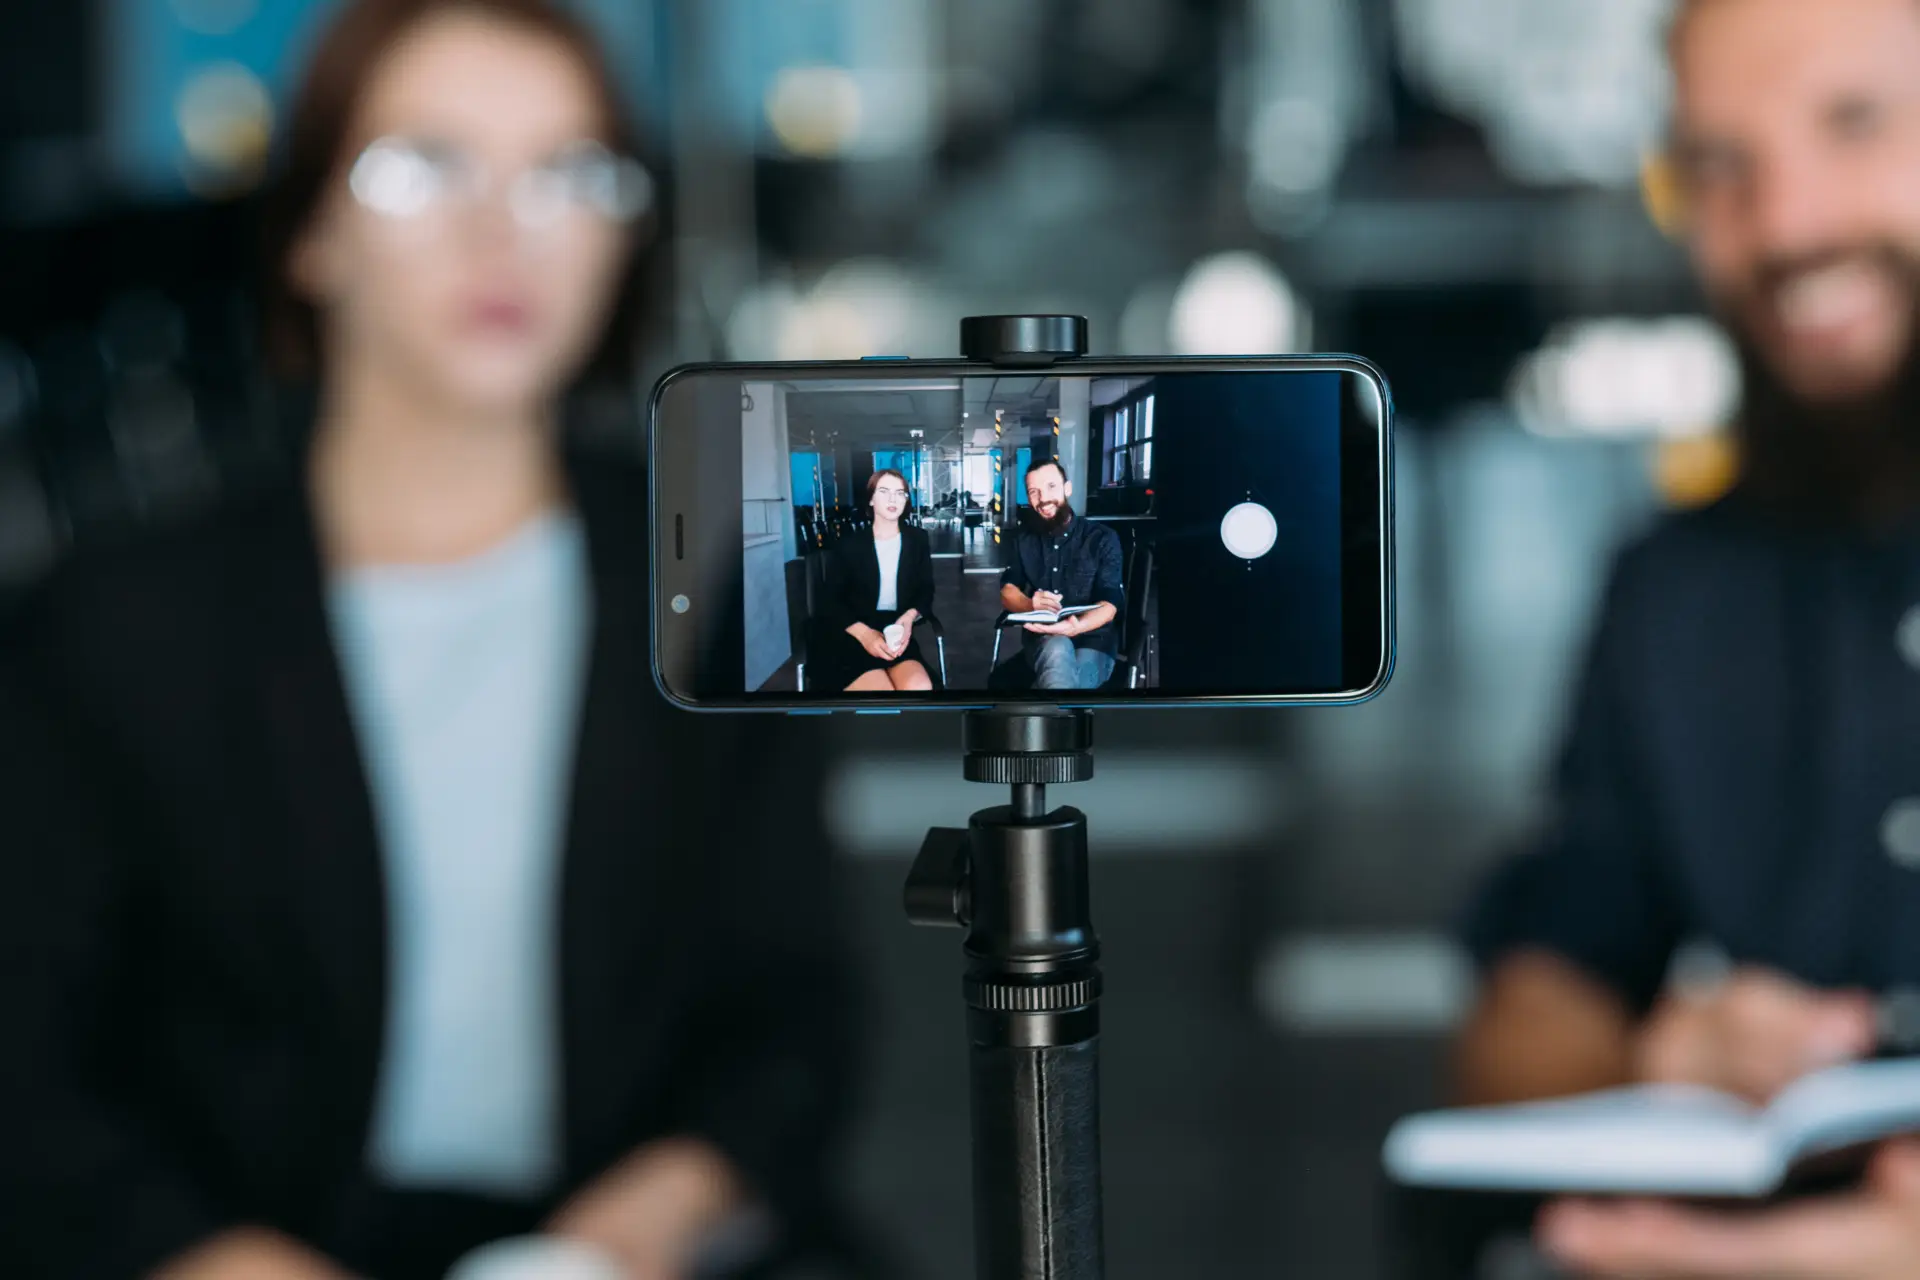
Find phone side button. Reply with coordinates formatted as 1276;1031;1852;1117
786;709;833;716
860;355;909;360
854;708;902;715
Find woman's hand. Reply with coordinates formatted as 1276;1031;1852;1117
889;614;916;657
547;1137;743;1280
151;1228;354;1280
847;623;894;662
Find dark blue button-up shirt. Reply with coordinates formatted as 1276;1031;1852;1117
1002;513;1126;655
1467;498;1920;1014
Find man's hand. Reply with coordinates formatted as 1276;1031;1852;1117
1634;966;1875;1102
548;1137;743;1280
1451;950;1637;1104
1538;1138;1920;1279
1023;618;1076;636
151;1228;354;1280
1031;590;1063;614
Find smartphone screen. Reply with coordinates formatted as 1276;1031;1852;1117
651;358;1391;708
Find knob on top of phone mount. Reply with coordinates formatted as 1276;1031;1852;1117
960;315;1089;367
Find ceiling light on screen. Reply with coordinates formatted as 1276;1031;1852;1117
1221;501;1278;561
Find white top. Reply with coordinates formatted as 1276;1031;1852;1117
874;531;903;612
328;512;592;1197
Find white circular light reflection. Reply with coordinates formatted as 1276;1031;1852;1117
1168;251;1300;355
1221;502;1278;561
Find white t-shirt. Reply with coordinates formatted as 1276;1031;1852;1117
328;512;591;1198
874;531;903;612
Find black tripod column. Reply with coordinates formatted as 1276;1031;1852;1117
905;710;1105;1280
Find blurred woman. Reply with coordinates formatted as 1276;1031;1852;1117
816;469;935;692
0;3;861;1279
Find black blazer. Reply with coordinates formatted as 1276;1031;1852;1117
819;525;934;631
0;445;859;1280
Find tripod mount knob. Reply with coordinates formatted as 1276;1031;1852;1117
961;707;1095;784
960;315;1089;367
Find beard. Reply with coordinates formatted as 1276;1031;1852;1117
1034;499;1075;534
1720;247;1920;528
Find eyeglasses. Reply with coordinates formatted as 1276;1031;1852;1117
347;136;654;231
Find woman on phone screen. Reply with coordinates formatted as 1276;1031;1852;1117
816;469;935;692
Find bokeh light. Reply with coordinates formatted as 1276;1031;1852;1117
725;259;945;360
1167;252;1302;355
174;61;273;188
1392;0;1673;187
1510;316;1738;439
765;65;864;158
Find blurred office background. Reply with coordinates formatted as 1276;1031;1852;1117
0;0;1733;1275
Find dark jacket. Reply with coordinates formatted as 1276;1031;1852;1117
819;525;934;631
1001;513;1125;655
1467;496;1920;1014
0;445;858;1280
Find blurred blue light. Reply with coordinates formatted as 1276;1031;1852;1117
104;0;670;198
106;0;330;194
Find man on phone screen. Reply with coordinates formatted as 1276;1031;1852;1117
1449;0;1920;1274
1000;459;1125;690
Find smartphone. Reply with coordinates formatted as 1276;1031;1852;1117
651;357;1392;709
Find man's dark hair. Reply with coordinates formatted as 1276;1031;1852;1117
1024;457;1066;485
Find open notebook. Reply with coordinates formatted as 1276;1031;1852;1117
1383;1058;1920;1197
1004;604;1102;625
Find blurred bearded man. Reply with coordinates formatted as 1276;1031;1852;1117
1449;1;1920;1275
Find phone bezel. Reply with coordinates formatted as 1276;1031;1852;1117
650;355;1395;711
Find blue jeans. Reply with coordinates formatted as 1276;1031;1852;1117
1028;635;1116;690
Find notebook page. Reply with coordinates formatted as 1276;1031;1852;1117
1384;1085;1779;1195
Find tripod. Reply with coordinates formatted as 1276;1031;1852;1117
895;314;1109;1280
904;707;1104;1280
